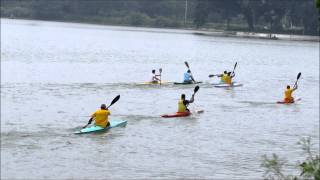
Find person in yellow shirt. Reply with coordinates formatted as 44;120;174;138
224;71;235;85
178;94;195;112
215;71;228;83
284;84;298;103
84;104;111;128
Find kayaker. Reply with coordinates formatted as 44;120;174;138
283;84;298;103
215;71;228;83
178;94;194;112
225;71;235;85
83;104;111;128
183;70;195;83
151;69;161;83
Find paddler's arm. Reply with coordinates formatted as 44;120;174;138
83;117;93;128
189;94;195;103
293;84;298;90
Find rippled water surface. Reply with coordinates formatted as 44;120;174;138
1;19;319;179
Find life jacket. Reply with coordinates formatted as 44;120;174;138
178;99;187;112
284;88;294;102
225;75;232;84
184;72;191;82
221;73;227;83
91;109;110;127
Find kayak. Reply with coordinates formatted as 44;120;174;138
174;81;202;85
161;111;191;118
74;119;127;134
277;98;301;104
213;82;243;88
141;81;168;85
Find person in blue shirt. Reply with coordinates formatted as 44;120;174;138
183;70;195;83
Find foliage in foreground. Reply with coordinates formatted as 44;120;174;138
261;137;320;180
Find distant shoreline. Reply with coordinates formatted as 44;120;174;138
2;18;319;42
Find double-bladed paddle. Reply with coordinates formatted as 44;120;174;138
232;62;237;75
293;72;301;88
106;95;121;109
193;85;200;95
83;95;120;128
208;62;237;78
208;74;218;78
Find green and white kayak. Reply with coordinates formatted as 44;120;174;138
74;119;127;134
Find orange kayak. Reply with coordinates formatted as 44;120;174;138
277;98;301;104
161;111;191;118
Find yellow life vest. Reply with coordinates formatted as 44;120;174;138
91;109;110;127
221;73;227;82
225;75;232;84
284;88;294;99
178;100;187;112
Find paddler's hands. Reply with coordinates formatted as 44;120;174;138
83;117;93;128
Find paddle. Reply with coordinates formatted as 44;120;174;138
232;62;237;75
106;95;121;109
208;74;218;78
193;85;200;95
184;61;196;82
293;72;301;87
159;68;162;85
83;95;120;128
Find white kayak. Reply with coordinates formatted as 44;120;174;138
212;82;243;88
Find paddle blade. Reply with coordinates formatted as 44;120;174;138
108;95;120;108
184;61;189;69
297;72;301;80
208;74;214;78
159;68;162;73
233;62;237;72
194;86;200;93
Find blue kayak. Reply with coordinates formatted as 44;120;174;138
74;119;127;134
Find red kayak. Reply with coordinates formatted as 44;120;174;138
277;98;301;104
161;111;191;118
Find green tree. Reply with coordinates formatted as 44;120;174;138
261;137;320;180
193;0;209;28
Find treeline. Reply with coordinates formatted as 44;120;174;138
1;0;319;35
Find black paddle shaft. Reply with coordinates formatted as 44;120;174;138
294;72;301;86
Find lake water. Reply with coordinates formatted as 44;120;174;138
1;19;319;179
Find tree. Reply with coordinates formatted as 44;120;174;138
193;0;209;28
208;0;241;30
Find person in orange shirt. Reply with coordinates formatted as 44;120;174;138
284;84;298;103
83;104;111;128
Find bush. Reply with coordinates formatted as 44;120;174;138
1;6;33;18
261;137;320;180
126;12;151;26
153;16;182;28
